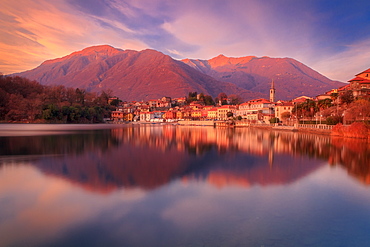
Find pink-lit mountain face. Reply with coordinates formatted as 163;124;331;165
182;55;345;100
15;45;344;101
15;45;262;101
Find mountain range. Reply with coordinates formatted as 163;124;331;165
182;55;344;100
14;45;344;101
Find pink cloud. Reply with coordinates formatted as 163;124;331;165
0;0;148;74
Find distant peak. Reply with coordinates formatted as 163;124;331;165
208;54;256;67
41;45;124;65
77;45;123;55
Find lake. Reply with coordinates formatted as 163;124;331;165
0;124;370;247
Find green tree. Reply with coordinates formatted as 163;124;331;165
186;92;197;104
204;95;215;105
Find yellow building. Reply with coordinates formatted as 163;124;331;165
217;105;236;120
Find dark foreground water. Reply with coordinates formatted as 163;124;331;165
0;124;370;247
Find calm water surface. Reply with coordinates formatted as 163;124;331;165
0;124;370;247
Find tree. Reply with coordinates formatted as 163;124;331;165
269;117;279;124
281;112;291;121
75;88;86;105
330;92;339;104
326;115;342;125
217;92;228;105
110;98;120;106
186;92;197;103
204;95;215;105
228;94;242;105
345;99;370;122
99;90;113;105
0;88;9;119
340;90;354;105
317;98;332;110
226;111;233;118
5;94;28;121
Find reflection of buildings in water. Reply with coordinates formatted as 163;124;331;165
2;125;370;195
111;126;334;160
95;127;370;187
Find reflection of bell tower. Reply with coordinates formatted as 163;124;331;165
268;148;274;168
270;79;276;103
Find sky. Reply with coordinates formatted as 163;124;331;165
1;0;370;82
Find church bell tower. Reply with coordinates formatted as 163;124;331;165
270;79;276;102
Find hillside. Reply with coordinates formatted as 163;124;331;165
15;45;262;101
182;55;345;100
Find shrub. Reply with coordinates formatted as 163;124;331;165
269;117;279;124
326;115;342;125
331;122;369;139
345;122;369;139
331;123;344;136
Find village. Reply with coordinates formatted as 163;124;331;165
110;68;370;126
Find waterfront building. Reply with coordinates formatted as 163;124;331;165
274;101;293;121
217;105;237;120
348;68;370;97
207;108;218;120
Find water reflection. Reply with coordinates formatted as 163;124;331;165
1;125;370;247
1;125;370;192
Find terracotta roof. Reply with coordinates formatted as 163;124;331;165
276;102;293;106
220;105;236;108
349;77;370;83
359;80;370;84
338;84;350;90
349;76;365;82
247;98;272;104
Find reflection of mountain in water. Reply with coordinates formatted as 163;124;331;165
1;125;370;192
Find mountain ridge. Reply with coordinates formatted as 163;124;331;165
182;54;344;100
14;45;344;101
15;45;262;101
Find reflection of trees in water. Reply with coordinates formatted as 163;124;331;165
330;137;370;184
0;130;119;158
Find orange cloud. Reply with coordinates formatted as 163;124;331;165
0;0;148;74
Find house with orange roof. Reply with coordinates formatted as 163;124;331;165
217;105;237;120
236;98;275;123
206;108;218;120
291;96;314;104
237;99;274;115
189;102;204;110
163;110;177;120
348;68;370;97
176;110;184;120
274;101;293;121
191;110;202;120
111;111;124;122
